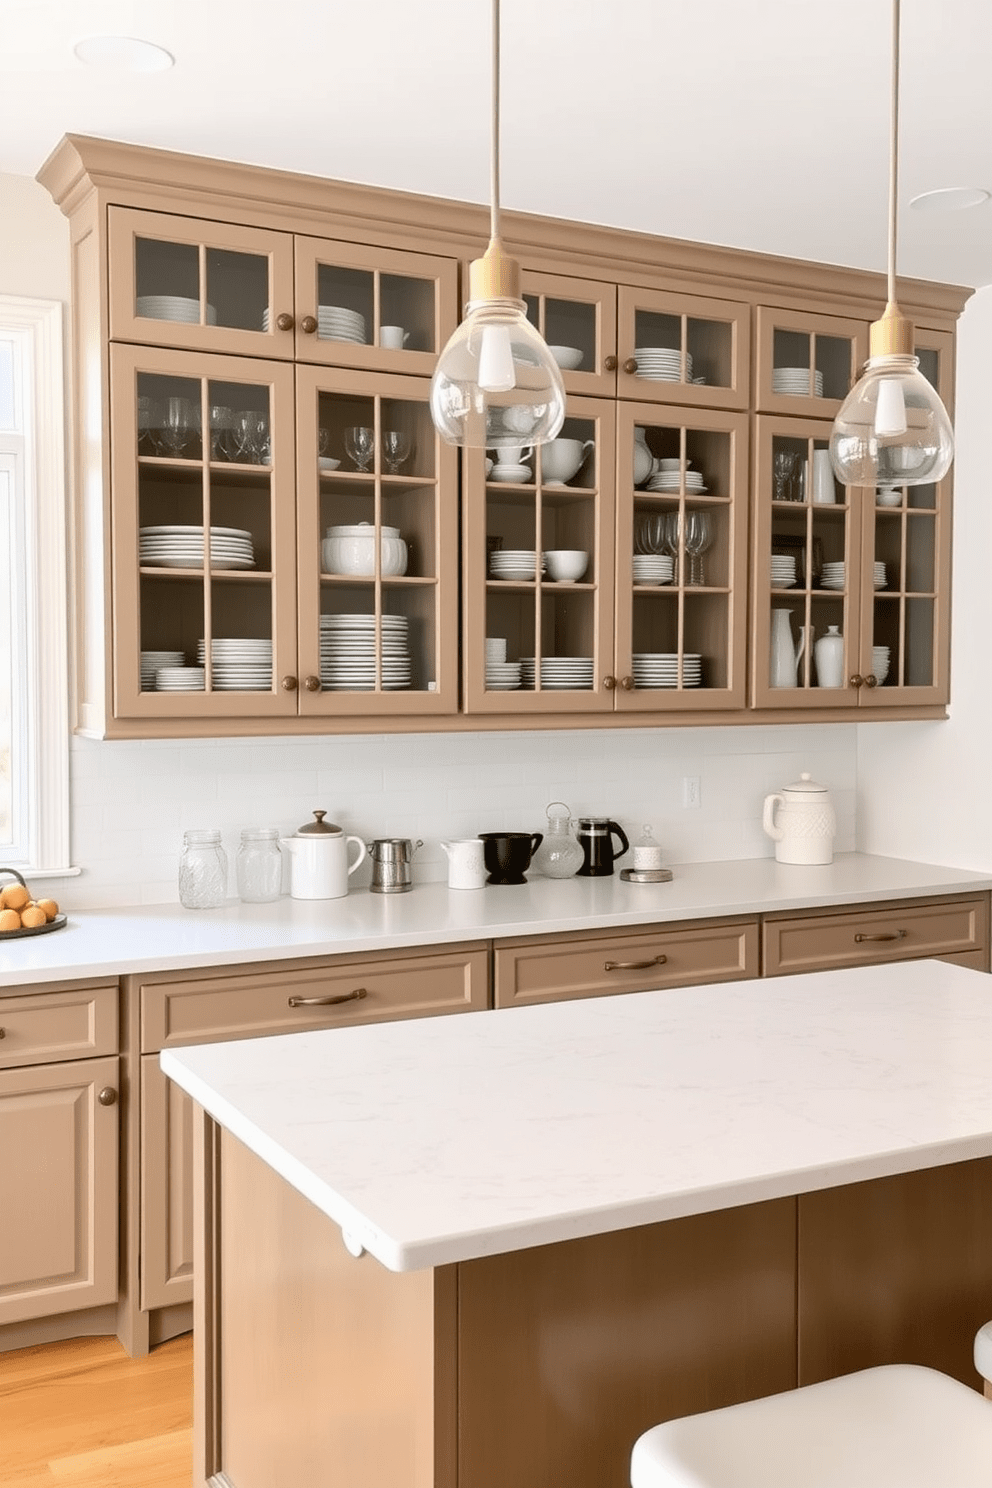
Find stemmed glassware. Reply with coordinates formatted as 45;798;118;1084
683;509;714;586
232;412;270;465
664;510;684;582
381;429;412;474
156;396;197;457
345;425;375;472
635;512;666;555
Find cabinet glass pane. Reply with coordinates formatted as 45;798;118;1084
205;249;270;333
315;265;373;346
135;239;200;310
916;346;940;389
380;273;436;353
525;295;597;374
632;309;733;391
771;329;849;402
135;239;271;333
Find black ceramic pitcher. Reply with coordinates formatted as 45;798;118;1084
575;817;630;877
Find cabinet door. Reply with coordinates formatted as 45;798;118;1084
110;343;299;721
140;1054;193;1311
108;206;296;359
0;1055;119;1326
521;267;619;397
296;364;460;716
615;401;749;712
755;306;868;417
462;395;617;714
293;235;458;376
617;285;750;411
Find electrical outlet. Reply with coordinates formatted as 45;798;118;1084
682;775;701;809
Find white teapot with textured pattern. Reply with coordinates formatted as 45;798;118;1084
762;772;836;865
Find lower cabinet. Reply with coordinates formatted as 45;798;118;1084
0;983;120;1327
762;893;990;975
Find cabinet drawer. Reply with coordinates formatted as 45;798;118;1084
0;984;118;1069
139;944;489;1052
494;918;759;1008
762;894;990;976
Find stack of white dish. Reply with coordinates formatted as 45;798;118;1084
196;638;273;691
771;555;797;589
319;614;411;691
154;665;205;691
873;561;887;588
646;466;707;494
136;295;217;325
632;554;674;585
262;304;366;343
632;652;702;688
520;656;594;690
490;549;544;581
486;660;522;690
872;645;891;683
139;525;255;570
821;561;847;590
773;367;825;396
634;347;692;382
140;649;184;689
488;462;533;483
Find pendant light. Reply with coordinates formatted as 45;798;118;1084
429;0;566;450
829;0;954;487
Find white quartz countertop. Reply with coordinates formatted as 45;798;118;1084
161;957;992;1272
2;852;991;988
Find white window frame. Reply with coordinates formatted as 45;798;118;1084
0;296;71;876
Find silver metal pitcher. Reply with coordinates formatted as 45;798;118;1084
367;837;423;894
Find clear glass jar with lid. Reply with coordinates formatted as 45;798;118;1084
532;801;584;879
178;829;228;909
236;827;283;902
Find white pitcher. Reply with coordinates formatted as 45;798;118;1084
762;773;836;865
440;838;486;890
281;811;367;899
769;609;806;688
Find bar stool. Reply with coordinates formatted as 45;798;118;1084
631;1326;992;1488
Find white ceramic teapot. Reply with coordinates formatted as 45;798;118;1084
281;810;367;899
762;772;836;865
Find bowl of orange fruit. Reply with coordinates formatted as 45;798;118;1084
0;868;63;937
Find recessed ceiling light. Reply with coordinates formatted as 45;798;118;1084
909;186;990;213
73;36;175;73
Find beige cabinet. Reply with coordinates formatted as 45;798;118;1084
755;305;868;417
139;944;488;1310
616;283;751;411
0;984;119;1327
762;893;990;975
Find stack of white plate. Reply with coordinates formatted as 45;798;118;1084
196;638;273;691
771;555;797;589
632;652;703;688
772;367;825;396
821;561;846;590
873;561;887;589
319;614;411;691
486;660;522;690
872;645;891;683
139;525;255;570
520;656;594;690
136;295;217;325
490;550;544;581
141;649;184;689
262;304;367;343
155;665;205;691
646;468;707;494
634;347;692;382
632;554;674;585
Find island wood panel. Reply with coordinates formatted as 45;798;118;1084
797;1157;992;1389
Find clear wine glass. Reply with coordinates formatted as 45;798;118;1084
684;509;714;586
232;411;266;464
157;396;196;457
664;510;684;582
381;429;412;474
345;425;375;472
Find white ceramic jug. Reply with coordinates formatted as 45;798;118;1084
769;609;806;688
281;810;367;899
814;625;845;688
762;772;836;865
440;838;486;890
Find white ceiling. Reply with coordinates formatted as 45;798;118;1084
4;0;992;290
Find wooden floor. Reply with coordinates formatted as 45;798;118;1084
0;1332;193;1488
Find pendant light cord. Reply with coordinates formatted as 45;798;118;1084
887;0;900;306
490;0;501;244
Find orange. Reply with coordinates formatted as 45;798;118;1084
20;904;48;929
2;883;30;912
36;898;59;921
0;908;22;932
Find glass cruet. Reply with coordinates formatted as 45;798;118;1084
532;801;584;879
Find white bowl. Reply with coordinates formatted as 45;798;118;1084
549;345;583;371
876;486;903;506
321;532;408;577
543;549;589;583
318;456;341;471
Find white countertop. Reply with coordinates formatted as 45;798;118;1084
2;852;991;987
161;957;992;1272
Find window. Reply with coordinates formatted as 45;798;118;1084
0;297;70;874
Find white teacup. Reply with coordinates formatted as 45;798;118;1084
380;325;410;350
541;438;594;484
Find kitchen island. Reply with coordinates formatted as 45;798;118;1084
162;958;992;1488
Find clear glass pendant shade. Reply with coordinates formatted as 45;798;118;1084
829;353;954;487
430;297;566;449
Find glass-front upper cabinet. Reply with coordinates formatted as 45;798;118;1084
296;366;459;717
616;286;751;411
755;307;868;417
108;208;296;358
109;343;299;720
462;395;616;715
521;268;619;397
293;238;458;376
613;402;749;712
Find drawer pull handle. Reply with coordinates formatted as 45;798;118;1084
288;988;369;1008
854;930;908;943
604;955;668;972
0;1027;5;1039
98;1087;117;1106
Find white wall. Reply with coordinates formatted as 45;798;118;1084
857;285;992;871
0;173;69;301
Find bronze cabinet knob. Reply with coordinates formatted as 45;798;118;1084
603;354;618;372
864;673;879;688
275;312;294;332
303;674;322;692
622;357;638;375
603;675;617;690
300;315;318;335
850;674;864;688
280;675;298;692
98;1087;117;1106
619;675;635;690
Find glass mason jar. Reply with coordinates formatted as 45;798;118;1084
236;826;283;903
178;829;229;910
